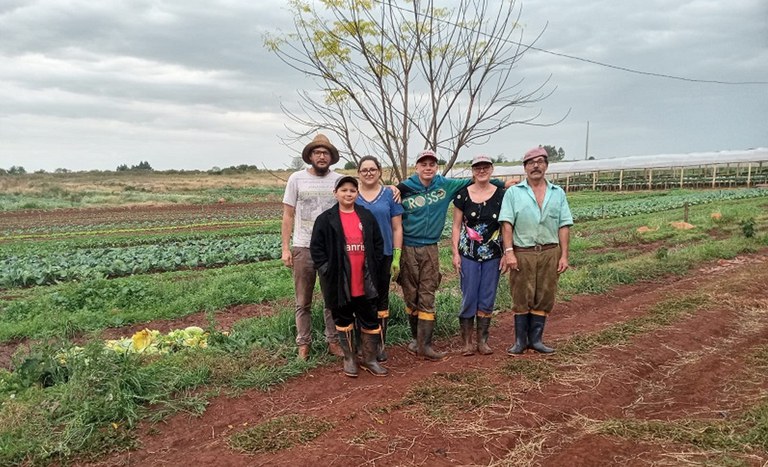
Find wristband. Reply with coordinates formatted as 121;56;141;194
504;247;515;253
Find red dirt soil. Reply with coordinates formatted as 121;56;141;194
90;251;768;467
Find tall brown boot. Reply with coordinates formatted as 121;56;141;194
406;312;419;355
476;313;493;355
459;317;475;356
361;329;388;376
376;312;389;362
417;317;446;361
336;324;358;377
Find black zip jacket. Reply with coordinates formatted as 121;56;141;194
310;203;384;310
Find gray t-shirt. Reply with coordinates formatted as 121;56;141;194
282;169;342;248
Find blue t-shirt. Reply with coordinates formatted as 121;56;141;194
355;186;404;256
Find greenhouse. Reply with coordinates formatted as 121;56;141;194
449;148;768;191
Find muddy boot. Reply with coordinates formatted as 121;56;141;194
506;313;529;355
476;314;493;355
406;313;419;355
376;315;389;362
459;317;475;356
528;314;554;354
417;318;446;361
361;330;388;376
336;324;358;377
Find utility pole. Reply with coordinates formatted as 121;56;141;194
585;120;590;160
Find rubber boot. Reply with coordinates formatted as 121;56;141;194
459;317;475;356
506;313;529;355
417;318;446;361
406;313;419;355
376;316;389;362
354;319;362;359
336;324;358;377
476;315;493;355
361;331;388;376
528;314;554;354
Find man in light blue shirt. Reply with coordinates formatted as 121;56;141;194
499;147;573;355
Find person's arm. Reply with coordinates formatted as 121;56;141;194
501;222;517;272
557;226;570;274
281;204;295;268
451;207;463;272
310;215;329;275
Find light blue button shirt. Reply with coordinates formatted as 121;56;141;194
498;179;573;247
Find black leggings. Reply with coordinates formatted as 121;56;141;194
376;255;393;312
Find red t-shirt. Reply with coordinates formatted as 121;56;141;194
340;210;365;297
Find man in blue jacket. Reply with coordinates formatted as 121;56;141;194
397;150;506;360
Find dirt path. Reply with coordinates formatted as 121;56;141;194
94;252;768;466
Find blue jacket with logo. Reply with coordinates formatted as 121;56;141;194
397;174;472;247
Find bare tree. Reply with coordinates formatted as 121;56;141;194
265;0;558;180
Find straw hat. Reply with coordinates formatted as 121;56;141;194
302;134;340;164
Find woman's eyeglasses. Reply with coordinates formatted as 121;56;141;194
359;168;379;175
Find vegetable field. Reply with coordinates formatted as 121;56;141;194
0;174;767;466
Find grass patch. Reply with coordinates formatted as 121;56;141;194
396;371;501;423
557;294;710;358
597;418;743;450
229;414;334;454
348;428;384;446
595;398;768;454
501;359;555;383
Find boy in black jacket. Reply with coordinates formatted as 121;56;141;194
311;176;388;377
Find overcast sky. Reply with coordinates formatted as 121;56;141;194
1;0;766;172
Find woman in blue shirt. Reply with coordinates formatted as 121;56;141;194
356;156;404;361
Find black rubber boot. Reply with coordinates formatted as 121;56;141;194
459;317;475;356
336;325;358;377
528;314;554;354
506;313;529;355
361;332;388;376
417;318;446;361
406;313;419;355
354;319;362;359
476;315;493;355
376;317;389;362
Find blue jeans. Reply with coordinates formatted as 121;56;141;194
459;256;501;319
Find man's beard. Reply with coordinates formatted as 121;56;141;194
312;163;329;175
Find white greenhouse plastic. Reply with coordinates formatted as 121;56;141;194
448;148;768;178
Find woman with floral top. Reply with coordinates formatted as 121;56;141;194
451;155;508;356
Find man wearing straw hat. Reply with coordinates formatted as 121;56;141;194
281;134;345;360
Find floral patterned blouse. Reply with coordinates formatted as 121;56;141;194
453;186;505;261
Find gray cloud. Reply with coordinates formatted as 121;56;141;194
0;0;766;171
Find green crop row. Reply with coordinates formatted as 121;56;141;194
570;188;768;220
0;235;281;288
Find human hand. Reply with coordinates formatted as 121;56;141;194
388;185;401;203
391;248;401;281
504;250;518;272
281;249;293;268
557;257;569;274
452;253;461;273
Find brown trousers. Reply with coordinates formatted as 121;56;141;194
292;247;339;346
508;246;560;315
399;244;441;318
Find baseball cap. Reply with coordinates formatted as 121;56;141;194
523;147;548;163
471;154;493;166
416;150;438;164
334;175;359;190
